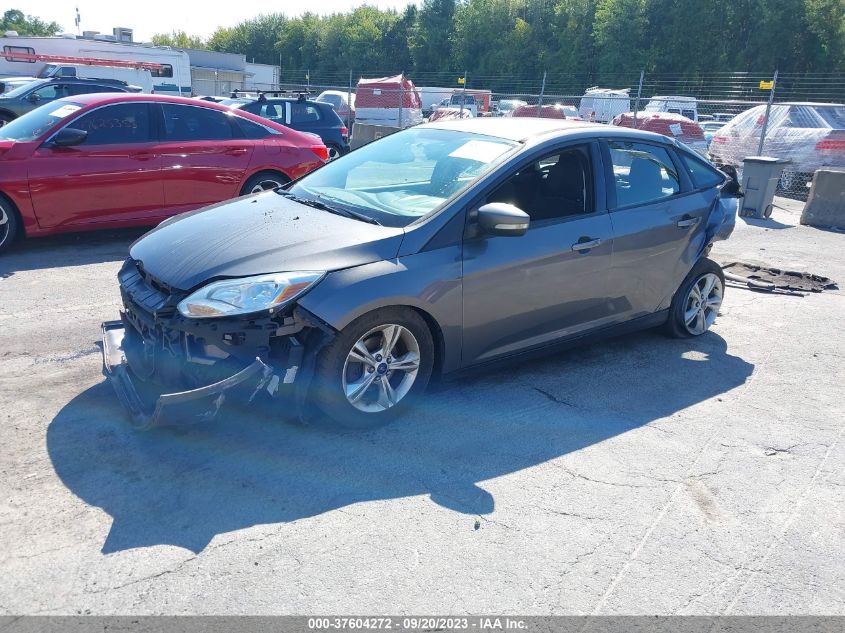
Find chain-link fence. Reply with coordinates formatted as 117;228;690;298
243;69;845;200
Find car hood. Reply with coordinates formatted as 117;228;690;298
129;192;405;291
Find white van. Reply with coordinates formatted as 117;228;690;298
579;87;630;123
39;63;153;92
644;95;698;121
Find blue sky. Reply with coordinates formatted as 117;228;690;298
28;1;419;41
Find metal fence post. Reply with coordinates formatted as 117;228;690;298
459;70;468;116
757;69;778;156
347;69;353;132
399;73;404;128
536;71;546;117
632;69;644;127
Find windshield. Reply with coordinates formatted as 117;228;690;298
1;79;40;99
289;127;519;228
0;99;83;142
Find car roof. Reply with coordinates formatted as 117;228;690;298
57;92;234;109
423;117;671;144
778;101;845;107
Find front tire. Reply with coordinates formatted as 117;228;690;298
312;307;435;429
665;258;725;338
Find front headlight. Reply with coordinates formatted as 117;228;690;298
177;271;325;319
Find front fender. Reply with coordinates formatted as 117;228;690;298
297;246;463;373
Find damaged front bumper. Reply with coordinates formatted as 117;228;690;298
102;321;294;430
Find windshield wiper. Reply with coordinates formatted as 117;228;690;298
277;191;381;225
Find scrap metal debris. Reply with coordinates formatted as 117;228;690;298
721;261;837;295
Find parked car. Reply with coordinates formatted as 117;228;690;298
709;102;845;193
101;118;740;430
700;120;725;143
227;94;350;161
578;87;630;123
0;76;37;95
495;99;527;116
0;93;327;252
644;95;698;121
512;104;569;119
315;89;355;123
0;76;138;126
612;112;709;157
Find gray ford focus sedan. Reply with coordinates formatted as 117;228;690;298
102;118;740;430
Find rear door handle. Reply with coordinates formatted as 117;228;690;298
130;152;155;161
676;216;701;228
225;147;249;156
571;238;602;252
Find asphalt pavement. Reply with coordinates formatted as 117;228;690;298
0;198;842;614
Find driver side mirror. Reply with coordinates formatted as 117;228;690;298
476;203;530;237
28;92;41;104
50;127;88;147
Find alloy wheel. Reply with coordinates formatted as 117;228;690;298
684;272;723;335
327;145;342;161
779;169;795;191
342;324;421;413
0;206;8;243
249;178;284;193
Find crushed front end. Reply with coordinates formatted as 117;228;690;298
101;258;334;429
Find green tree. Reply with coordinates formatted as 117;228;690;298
151;30;206;49
0;9;61;36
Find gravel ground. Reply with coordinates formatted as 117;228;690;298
0;198;843;615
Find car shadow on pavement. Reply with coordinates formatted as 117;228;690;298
0;228;146;278
47;329;754;554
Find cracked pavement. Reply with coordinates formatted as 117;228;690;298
0;198;843;614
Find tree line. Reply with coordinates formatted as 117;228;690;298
7;2;844;86
149;0;844;82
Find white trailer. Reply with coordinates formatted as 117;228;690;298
0;35;190;96
417;86;457;116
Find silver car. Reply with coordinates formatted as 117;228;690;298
709;102;845;192
102;119;740;430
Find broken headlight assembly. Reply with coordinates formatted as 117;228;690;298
177;271;325;319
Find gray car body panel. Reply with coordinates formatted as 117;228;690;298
129;192;404;291
128;119;733;375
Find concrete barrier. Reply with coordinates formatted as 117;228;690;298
801;169;845;229
350;123;402;150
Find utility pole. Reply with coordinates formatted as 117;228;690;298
632;69;644;127
536;71;546;117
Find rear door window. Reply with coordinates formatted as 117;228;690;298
70;103;152;145
161;103;234;141
607;141;681;208
290;103;322;124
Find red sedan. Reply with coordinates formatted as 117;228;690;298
0;93;328;252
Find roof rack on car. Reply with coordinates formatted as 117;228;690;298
48;76;129;86
230;88;311;101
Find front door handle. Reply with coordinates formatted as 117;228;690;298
676;216;701;228
571;238;602;252
130;152;155;161
225;147;249;156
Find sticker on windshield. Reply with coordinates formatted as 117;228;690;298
669;123;683;136
49;104;81;118
448;140;511;163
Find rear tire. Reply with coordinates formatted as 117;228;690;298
311;307;435;430
239;171;290;196
665;258;725;338
326;143;345;161
0;196;20;253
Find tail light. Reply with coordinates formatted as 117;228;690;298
311;145;329;161
590;110;596;122
340;126;348;138
815;138;845;151
712;136;727;144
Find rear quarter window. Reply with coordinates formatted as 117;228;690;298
679;151;724;189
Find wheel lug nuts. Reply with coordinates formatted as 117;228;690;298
367;367;374;373
376;354;382;361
